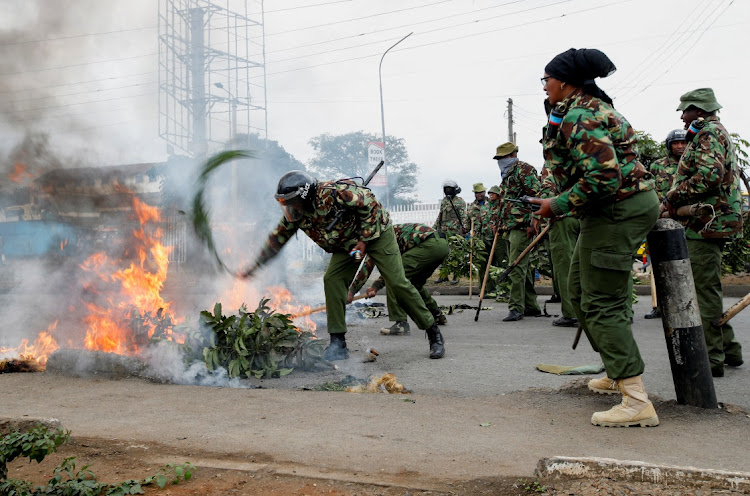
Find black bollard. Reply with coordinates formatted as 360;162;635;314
647;218;718;409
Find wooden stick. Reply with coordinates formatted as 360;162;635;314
650;265;658;309
572;324;583;350
473;230;499;321
290;293;371;319
469;219;475;299
475;223;551;322
712;291;750;328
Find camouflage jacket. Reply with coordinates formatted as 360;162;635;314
544;91;654;218
665;116;743;240
253;180;390;266
649;154;680;201
501;160;540;230
487;197;505;233
468;199;494;240
433;196;467;236
349;223;436;294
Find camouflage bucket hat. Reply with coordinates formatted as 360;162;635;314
493;142;518;159
473;182;486;193
488;185;501;195
676;88;722;112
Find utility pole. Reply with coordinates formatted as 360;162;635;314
507;98;514;143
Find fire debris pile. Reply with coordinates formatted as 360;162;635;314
197;298;327;379
0;162;329;382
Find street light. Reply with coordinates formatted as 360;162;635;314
214;82;237;144
379;32;412;210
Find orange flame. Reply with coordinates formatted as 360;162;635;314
0;322;59;366
80;195;180;354
8;163;33;184
218;283;317;334
266;286;317;334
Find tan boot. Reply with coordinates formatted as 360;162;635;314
591;376;660;427
588;375;620;395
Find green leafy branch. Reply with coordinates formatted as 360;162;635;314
439;235;486;279
191;149;255;274
200;298;326;379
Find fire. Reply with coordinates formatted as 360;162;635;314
218;283;317;334
8;163;33;184
0;322;59;366
60;238;68;251
80;195;181;354
266;286;317;334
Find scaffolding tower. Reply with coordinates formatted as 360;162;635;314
158;0;267;157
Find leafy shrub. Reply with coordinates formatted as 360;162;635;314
200;298;326;379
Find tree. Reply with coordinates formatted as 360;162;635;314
307;131;418;206
634;130;665;169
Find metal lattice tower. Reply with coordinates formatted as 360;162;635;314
158;0;267;157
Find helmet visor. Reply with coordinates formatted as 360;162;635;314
277;197;306;222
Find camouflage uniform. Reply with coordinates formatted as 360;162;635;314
252;180;435;334
650;154;680;201
539;165;580;321
433;196;467;237
665;115;744;372
545;91;658;380
488;186;510;274
349;223;449;324
501;160;542;314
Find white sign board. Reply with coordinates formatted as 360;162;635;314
367;141;386;187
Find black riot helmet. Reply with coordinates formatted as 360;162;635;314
665;129;688;155
274;170;318;222
442;179;461;197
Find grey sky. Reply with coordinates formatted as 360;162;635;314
1;0;747;203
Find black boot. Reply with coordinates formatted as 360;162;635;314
425;325;445;359
323;333;349;361
545;294;561;303
644;307;661;319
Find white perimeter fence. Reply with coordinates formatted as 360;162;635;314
298;202;440;261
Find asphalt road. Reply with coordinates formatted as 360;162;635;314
2;292;749;487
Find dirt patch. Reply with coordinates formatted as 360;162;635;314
722;273;750;285
5;436;748;495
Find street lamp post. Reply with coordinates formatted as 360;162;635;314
379;32;412;210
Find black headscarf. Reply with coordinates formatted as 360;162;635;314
545;48;616;105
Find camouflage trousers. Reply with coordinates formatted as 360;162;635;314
323;225;435;334
549;217;580;319
388;236;449;322
686;239;743;369
570;190;658;380
507;229;540;314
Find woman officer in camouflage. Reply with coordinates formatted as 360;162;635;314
529;48;660;427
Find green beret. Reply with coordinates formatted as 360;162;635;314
676;88;722;112
493;142;518;159
488;185;501;195
472;182;486;193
